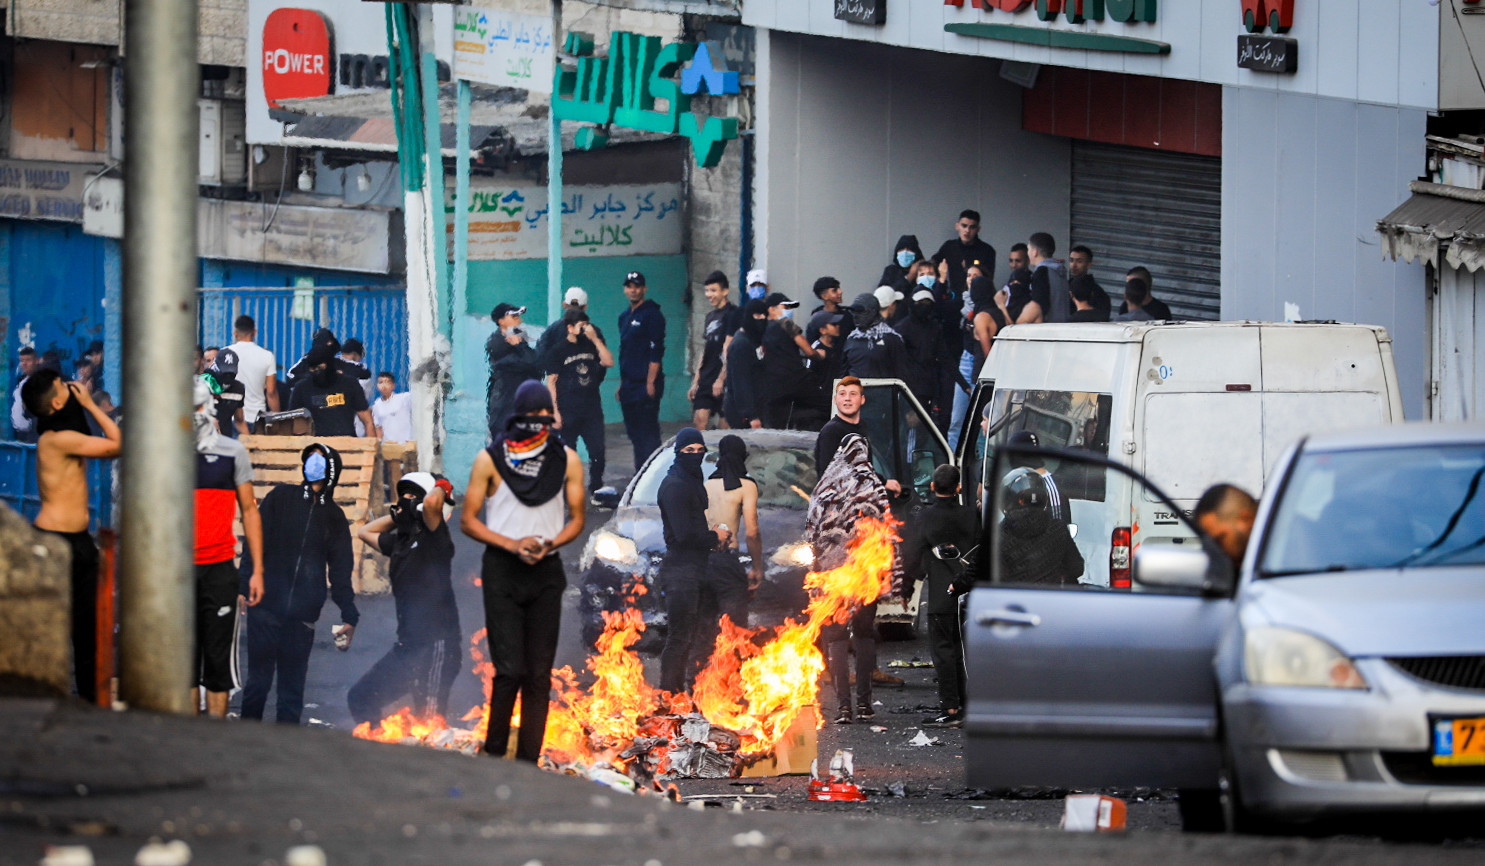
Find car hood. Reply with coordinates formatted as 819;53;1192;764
1244;567;1485;657
610;504;809;556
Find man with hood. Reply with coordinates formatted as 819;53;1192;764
1020;232;1070;324
877;235;925;297
842;293;906;380
895;288;945;416
933;210;997;299
997;467;1083;586
21;369;122;702
758;292;821;428
191;377;264;717
808;433;898;724
656;428;732;693
290;339;372;437
286;328;354;389
617;272;667;468
692;434;763;672
350;472;461;727
207;347;248;437
722;299;769;430
240;442;359;723
902;465;979;728
487;303;542;436
461;381;586;762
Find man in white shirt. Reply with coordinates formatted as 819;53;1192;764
11;347;39;442
226;315;279;430
371;372;414;442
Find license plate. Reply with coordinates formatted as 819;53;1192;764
1432;717;1485;766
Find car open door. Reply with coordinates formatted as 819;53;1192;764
853;379;952;508
965;444;1235;791
953;379;995;507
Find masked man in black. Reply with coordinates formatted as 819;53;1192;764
240;444;359;723
903;465;979;728
350;472;461;727
657;428;732;693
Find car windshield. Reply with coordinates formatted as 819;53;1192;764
628;445;817;510
1259;443;1485;577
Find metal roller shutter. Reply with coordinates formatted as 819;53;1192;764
1070;141;1222;321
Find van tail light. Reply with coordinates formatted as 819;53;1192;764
1110;527;1131;590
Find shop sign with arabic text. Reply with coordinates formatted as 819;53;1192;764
446;181;683;261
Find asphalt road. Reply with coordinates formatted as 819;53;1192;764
227;422;1485;851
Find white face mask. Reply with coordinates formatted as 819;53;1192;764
503;326;524;339
917;274;936;288
779;308;794;321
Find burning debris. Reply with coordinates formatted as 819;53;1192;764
353;516;901;788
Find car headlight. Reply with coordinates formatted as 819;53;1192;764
592;532;639;566
1243;626;1367;689
772;542;814;568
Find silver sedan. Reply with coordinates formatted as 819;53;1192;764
963;423;1485;832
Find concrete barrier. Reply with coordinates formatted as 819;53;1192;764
0;501;72;696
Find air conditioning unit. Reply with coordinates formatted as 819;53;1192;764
199;99;247;186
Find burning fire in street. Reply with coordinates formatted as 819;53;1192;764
353;515;900;783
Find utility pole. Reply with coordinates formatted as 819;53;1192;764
118;0;200;714
547;0;563;323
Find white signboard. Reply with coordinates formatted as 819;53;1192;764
453;7;555;94
449;182;684;261
0;159;101;223
246;0;456;145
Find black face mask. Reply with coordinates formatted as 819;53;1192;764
911;302;934;320
390;496;421;532
676;451;705;476
311;365;335;387
508;416;551;439
36;389;91;436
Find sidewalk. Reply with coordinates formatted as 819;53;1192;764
0;697;1472;866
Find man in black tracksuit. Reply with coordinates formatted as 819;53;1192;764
902;465;980;727
657;428;730;693
240;443;359;724
487;303;542;435
617;272;666;468
349;472;461;726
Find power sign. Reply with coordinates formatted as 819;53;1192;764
261;8;333;107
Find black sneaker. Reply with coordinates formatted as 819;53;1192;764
856;703;876;720
834;706;853;725
923;709;964;728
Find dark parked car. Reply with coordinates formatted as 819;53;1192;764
577;429;819;653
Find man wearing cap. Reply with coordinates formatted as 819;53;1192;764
688;271;739;430
617;271;666;468
487;303;542;437
208;347;249;437
547;307;615;500
758;292;820;428
842;291;906;381
350;472;461;728
537;287;596;372
289;342;372;437
744;268;769;302
807;276;849;342
798;309;849;428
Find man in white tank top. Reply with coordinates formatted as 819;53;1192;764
461;381;586;762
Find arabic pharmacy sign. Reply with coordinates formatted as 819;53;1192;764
453;7;554;94
447;181;683;261
552;31;741;169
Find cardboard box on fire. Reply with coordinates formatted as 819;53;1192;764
742;705;819;777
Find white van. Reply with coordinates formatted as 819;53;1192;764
953;321;1404;588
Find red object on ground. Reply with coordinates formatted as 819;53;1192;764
807;780;867;802
95;528;116;707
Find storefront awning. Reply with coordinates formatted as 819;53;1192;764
1377;181;1485;272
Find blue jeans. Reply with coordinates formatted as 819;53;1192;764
947;351;975;451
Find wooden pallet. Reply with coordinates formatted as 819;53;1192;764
234;435;391;594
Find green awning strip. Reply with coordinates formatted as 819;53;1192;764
945;22;1171;55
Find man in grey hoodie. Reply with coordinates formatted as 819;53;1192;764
1019;232;1070;324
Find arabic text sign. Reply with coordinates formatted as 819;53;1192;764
453;7;554;94
1237;34;1297;73
449;182;683;261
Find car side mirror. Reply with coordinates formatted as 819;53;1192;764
1133;542;1235;596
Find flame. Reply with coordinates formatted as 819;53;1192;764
353;516;900;776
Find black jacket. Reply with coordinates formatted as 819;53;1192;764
722;329;763;425
814;416;864;476
998;506;1083;587
933;236;997;298
658;470;713;553
903;497;981;614
486;331;542;426
895;308;944;407
240;444;359;626
877;234;926;295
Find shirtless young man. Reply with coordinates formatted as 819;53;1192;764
692;434;763;671
21;371;121;702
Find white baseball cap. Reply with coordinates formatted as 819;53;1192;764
911;289;934;303
874;285;905;308
746;268;768;287
564;286;588;306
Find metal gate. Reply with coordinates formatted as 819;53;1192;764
1431;266;1482;421
1070;141;1222;321
197;286;408;386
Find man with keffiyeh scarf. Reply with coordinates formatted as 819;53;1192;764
462;381;587;762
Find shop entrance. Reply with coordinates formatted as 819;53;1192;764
1070;141;1221;321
